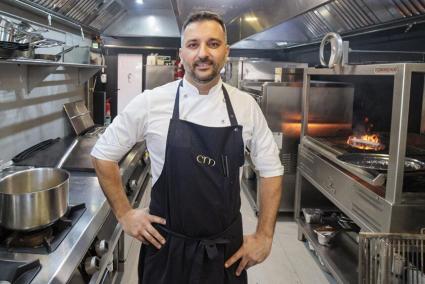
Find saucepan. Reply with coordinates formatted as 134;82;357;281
0;167;69;231
33;45;79;62
0;16;18;42
15;39;68;60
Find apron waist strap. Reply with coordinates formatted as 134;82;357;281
158;224;231;259
156;214;242;284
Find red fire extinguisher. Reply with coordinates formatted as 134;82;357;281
105;98;111;126
175;59;184;80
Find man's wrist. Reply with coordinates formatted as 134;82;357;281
255;230;274;241
116;205;132;221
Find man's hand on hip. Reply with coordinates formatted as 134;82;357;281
119;208;167;249
224;233;273;276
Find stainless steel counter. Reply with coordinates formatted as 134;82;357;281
0;174;110;284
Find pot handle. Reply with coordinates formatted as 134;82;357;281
319;32;343;68
31;38;65;48
56;44;79;56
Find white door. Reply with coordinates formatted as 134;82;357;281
117;54;143;114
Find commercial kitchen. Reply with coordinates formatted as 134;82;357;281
1;0;425;283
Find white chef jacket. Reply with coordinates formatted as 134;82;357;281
91;78;283;185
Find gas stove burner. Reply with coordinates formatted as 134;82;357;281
0;203;86;254
5;227;53;249
0;259;41;284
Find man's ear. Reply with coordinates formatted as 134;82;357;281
225;44;230;60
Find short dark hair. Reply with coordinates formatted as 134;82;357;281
181;11;227;45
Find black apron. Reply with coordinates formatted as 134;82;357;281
139;80;247;284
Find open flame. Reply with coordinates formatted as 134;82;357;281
347;134;385;151
347;117;385;151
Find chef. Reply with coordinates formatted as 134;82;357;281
91;11;283;284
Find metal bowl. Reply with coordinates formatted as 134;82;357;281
337;153;425;172
302;208;323;224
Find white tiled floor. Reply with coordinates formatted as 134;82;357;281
124;184;334;284
239;191;333;284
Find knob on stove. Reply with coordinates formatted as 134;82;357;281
143;151;150;163
95;239;109;256
84;256;100;275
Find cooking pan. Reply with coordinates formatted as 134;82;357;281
337;153;425;172
0;168;69;231
30;45;78;61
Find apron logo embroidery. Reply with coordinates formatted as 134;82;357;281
196;155;216;167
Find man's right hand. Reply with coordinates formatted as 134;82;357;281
118;208;167;249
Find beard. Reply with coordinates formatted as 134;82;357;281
186;57;221;84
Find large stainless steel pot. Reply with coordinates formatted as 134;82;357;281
0;16;17;42
0;168;69;231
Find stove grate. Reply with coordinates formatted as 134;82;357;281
0;203;86;255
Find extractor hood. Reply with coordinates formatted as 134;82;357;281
3;0;425;49
232;0;425;49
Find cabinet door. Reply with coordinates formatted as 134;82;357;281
117;54;143;114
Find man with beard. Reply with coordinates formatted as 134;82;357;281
91;11;283;284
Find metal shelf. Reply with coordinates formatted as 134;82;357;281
0;58;105;68
297;218;359;284
0;59;105;88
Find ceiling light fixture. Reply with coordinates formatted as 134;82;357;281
136;0;143;4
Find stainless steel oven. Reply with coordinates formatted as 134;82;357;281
240;71;354;213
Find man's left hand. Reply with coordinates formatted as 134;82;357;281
224;233;273;276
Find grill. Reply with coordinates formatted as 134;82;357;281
295;63;425;284
304;135;425;191
359;230;425;284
